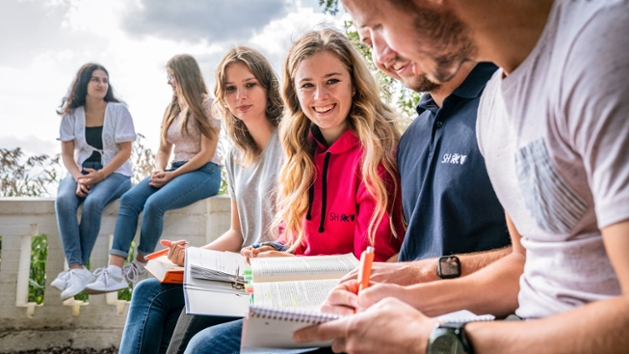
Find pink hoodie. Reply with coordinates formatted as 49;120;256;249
292;129;404;262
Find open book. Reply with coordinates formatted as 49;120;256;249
183;247;251;317
145;256;184;284
183;250;359;317
241;306;495;353
249;253;359;310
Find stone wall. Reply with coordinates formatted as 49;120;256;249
0;196;230;351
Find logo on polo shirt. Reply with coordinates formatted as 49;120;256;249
441;153;468;165
329;212;355;222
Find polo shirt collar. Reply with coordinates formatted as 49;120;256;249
416;62;498;116
451;62;498;99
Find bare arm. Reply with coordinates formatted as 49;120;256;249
154;139;173;171
340;214;513;286
326;213;522;317
98;141;132;177
169;130;218;178
202;199;245;253
78;142;132;185
166;199;244;266
60;141;82;180
467;220;629;354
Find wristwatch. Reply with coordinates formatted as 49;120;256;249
426;322;473;354
437;255;461;279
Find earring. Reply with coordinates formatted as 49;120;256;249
352;88;356;96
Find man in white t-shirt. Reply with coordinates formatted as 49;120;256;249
294;0;629;353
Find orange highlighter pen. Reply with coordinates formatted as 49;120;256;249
355;246;375;312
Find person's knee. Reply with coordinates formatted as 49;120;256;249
55;195;76;213
130;278;162;302
119;190;143;213
143;197;165;219
81;197;103;216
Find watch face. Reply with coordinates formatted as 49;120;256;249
428;333;465;354
438;256;461;279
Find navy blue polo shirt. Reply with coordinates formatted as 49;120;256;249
397;62;510;262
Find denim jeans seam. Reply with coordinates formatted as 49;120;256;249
137;286;183;353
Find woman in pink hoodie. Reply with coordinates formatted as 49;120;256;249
245;28;405;263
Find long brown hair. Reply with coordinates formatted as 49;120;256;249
213;47;283;166
57;63;119;116
161;54;217;144
277;28;402;251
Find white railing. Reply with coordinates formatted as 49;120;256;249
0;196;230;352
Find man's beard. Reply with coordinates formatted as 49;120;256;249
404;74;441;93
411;6;477;84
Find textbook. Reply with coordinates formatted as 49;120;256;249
183;249;359;317
145;256;184;284
183;247;251;317
249;253;360;311
240;306;495;353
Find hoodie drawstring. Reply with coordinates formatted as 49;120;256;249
306;183;314;220
318;152;332;233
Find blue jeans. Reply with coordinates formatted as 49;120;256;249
184;319;243;354
111;161;221;258
120;278;238;354
55;162;132;267
184;320;334;354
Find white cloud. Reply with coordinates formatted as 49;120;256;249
1;0;345;159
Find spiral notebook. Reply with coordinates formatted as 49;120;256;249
240;306;495;352
241;305;343;352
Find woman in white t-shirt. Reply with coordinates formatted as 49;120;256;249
52;63;137;300
85;54;223;294
118;46;284;354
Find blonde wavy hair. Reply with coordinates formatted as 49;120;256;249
213;46;283;166
161;54;217;145
277;28;402;252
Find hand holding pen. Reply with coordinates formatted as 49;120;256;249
144;239;189;266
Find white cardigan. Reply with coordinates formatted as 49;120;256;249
58;102;136;177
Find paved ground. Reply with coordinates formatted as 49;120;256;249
1;348;117;354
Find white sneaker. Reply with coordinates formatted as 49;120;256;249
59;268;95;300
51;269;71;291
123;260;147;287
84;267;128;294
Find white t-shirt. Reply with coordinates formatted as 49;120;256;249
225;129;282;247
477;0;629;319
58;102;136;177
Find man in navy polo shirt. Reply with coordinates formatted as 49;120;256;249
340;43;511;285
397;61;510;261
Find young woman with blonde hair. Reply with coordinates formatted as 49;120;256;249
118;47;285;354
184;27;405;354
85;54;223;294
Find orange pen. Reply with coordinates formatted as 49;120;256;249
144;248;169;261
144;240;189;261
357;246;375;293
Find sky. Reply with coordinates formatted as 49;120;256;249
0;0;346;158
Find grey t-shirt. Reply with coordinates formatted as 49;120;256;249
225;129;282;247
477;0;629;318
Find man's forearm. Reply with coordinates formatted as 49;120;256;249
458;246;512;277
406;246;513;283
405;252;523;317
467;295;629;354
